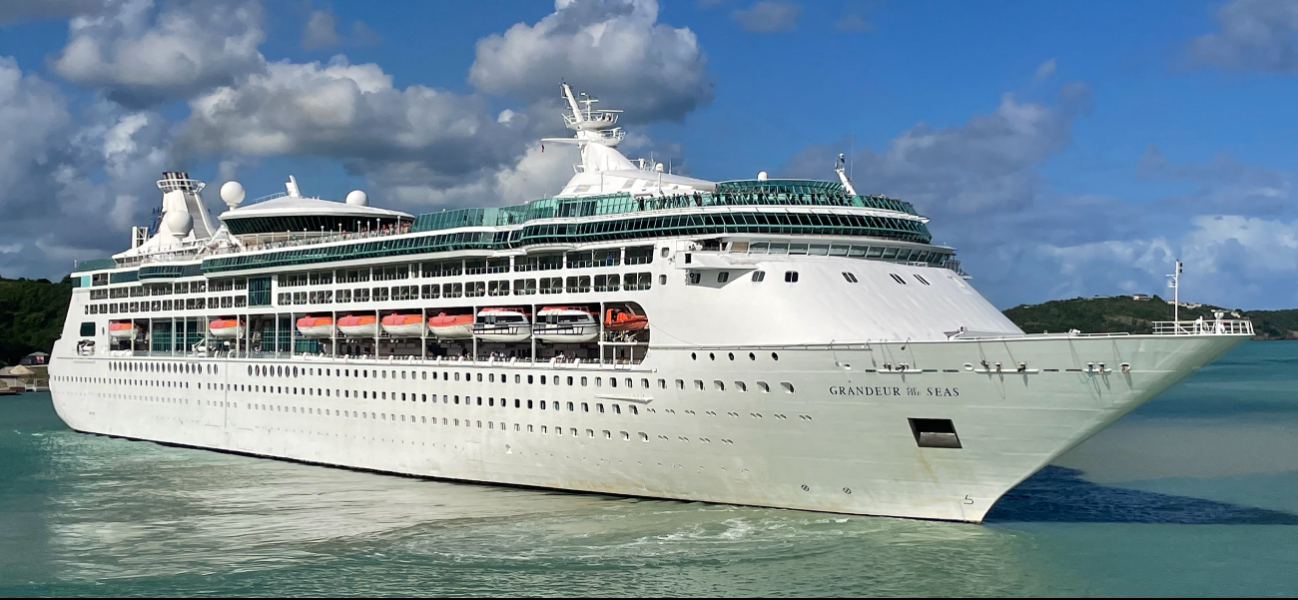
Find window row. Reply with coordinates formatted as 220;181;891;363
274;274;653;305
86;296;246;315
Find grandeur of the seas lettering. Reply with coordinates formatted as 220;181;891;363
828;385;960;397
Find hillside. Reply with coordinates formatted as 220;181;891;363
0;275;72;367
1003;295;1298;339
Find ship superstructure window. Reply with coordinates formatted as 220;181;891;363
784;271;799;283
688;272;701;285
915;274;931;285
717;272;729;283
842;272;858;283
890;274;907;285
752;271;765;282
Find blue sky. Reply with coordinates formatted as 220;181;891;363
1;0;1295;310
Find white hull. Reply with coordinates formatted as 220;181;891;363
47;333;1245;522
381;323;428;338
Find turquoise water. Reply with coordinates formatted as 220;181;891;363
2;342;1296;597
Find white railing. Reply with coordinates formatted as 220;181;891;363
1153;319;1253;336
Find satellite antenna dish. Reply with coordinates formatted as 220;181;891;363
345;190;369;206
220;181;245;209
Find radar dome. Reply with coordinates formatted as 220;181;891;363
757;171;768;181
220;181;245;208
164;210;193;236
345;190;369;206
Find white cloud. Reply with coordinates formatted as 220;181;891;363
0;56;178;279
1034;58;1057;80
53;0;266;107
787;82;1092;218
731;1;801;33
834;13;871;33
1188;0;1298;73
302;9;339;49
469;0;713;123
301;7;381;50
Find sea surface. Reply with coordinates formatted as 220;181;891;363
2;342;1297;597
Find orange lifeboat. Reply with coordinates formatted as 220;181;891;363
338;314;378;337
381;313;427;338
108;321;138;340
428;312;474;340
296;316;335;338
604;308;648;332
208;319;245;339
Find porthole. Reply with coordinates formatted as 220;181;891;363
709;353;715;361
749;352;756;361
771;352;779;361
691;352;697;361
728;352;734;361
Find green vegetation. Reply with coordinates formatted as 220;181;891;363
0;275;72;367
1003;295;1298;339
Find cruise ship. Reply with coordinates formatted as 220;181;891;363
48;85;1253;522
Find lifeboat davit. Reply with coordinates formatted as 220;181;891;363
428;312;474;340
604;308;648;332
474;308;532;343
338;314;378;338
534;306;599;343
208;319;245;340
108;321;138;340
381;313;427;337
296;316;336;338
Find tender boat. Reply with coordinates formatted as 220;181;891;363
604;308;648;331
381;313;427;337
296;316;336;338
428;312;474;339
473;308;532;343
208;319;245;340
107;321;138;340
338;314;378;337
534;306;599;343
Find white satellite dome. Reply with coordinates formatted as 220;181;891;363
345;190;369;206
220;181;246;208
757;171;768;181
164;210;193;236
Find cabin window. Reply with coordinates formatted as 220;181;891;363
751;271;765;282
915;274;931;286
784;271;798;283
890;274;907;285
688;272;701;285
717;272;729;283
842;272;858;283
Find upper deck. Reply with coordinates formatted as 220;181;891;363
73;179;934;278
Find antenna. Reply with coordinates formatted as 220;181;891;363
1167;259;1183;326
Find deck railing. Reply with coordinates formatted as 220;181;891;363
1152;319;1253;336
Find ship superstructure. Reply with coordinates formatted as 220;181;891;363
48;85;1252;522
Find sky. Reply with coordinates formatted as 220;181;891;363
0;0;1295;310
